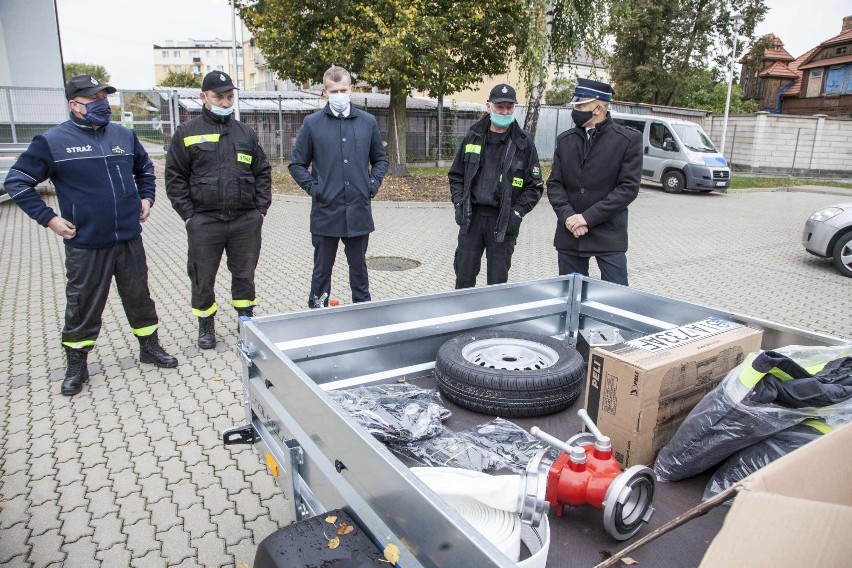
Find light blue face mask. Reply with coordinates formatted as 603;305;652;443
490;112;514;128
209;104;234;117
328;93;350;113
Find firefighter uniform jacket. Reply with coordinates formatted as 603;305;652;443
4;117;156;249
547;115;642;253
448;115;544;243
165;106;272;221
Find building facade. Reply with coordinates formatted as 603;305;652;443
152;39;243;86
740;17;852;117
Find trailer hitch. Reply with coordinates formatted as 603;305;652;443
222;424;260;445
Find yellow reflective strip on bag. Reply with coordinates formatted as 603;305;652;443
232;299;257;308
738;352;763;388
237;153;252;164
131;324;159;337
192;303;218;317
512;177;523;187
62;340;95;349
183;134;221;147
801;419;834;435
465;144;482;154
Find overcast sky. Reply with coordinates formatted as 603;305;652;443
56;0;851;89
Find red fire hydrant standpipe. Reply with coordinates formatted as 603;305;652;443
524;410;656;541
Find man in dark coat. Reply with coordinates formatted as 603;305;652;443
289;65;388;308
547;78;642;285
448;83;544;289
165;71;272;349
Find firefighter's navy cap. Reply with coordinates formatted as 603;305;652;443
65;75;116;100
569;78;614;106
488;83;517;104
202;71;238;93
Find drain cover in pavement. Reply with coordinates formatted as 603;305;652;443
366;256;421;271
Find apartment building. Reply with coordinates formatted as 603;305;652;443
152;39;243;85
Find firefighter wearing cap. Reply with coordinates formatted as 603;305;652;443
3;74;179;397
165;71;272;349
547;78;641;285
448;83;544;288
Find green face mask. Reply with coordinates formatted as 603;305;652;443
490;112;514;128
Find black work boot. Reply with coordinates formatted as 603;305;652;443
61;347;90;396
138;330;179;368
197;316;216;349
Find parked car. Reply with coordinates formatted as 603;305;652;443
802;202;852;277
611;113;731;193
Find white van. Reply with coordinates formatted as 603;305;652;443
610;113;731;193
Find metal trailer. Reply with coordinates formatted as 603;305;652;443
224;275;845;568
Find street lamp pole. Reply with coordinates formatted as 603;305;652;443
720;13;743;160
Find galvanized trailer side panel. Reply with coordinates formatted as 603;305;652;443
235;275;844;567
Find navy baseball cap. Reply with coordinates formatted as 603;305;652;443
488;83;517;104
202;71;238;93
65;75;116;100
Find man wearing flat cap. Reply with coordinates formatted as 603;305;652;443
3;74;179;397
166;71;272;349
449;83;544;288
546;78;641;285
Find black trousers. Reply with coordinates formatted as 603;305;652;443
186;210;263;316
454;211;516;289
310;233;370;307
557;250;629;286
62;235;159;350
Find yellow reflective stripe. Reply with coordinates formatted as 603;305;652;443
237;153;252;164
183;134;221;147
768;367;796;382
131;324;159;337
465;144;481;154
62;340;95;349
804;362;828;375
192;303;218;317
512;177;523;187
801;419;833;435
738;352;763;388
232;299;257;308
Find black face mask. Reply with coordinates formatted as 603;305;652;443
571;108;595;128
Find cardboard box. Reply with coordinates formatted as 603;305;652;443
700;422;852;567
584;317;763;467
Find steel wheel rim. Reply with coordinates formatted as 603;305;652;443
461;338;559;371
841;240;852;271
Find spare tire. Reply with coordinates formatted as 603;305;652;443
435;330;585;417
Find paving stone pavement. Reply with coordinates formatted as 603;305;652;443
1;180;850;567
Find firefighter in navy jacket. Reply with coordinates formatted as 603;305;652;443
448;84;543;289
165;71;272;349
288;65;388;308
3;75;178;397
547;78;641;285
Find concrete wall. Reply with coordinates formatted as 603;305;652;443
0;0;63;88
706;113;852;176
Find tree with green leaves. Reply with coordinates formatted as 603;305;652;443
608;0;768;107
517;0;629;133
544;76;576;106
236;0;525;176
64;62;110;83
160;71;202;88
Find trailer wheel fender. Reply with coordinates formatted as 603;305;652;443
435;331;585;418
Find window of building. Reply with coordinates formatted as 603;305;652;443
162;51;169;58
206;51;211;57
206;65;212;72
162;66;170;73
837;46;848;55
216;50;223;57
175;66;183;73
824;64;852;95
191;65;201;74
189;50;200;58
173;50;180;58
216;65;224;71
237;65;243;74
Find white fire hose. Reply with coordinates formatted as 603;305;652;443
412;467;550;567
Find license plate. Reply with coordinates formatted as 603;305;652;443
715;181;726;187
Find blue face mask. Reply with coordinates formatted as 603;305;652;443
82;98;112;126
209;103;234;117
328;93;350;113
490;112;514;128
